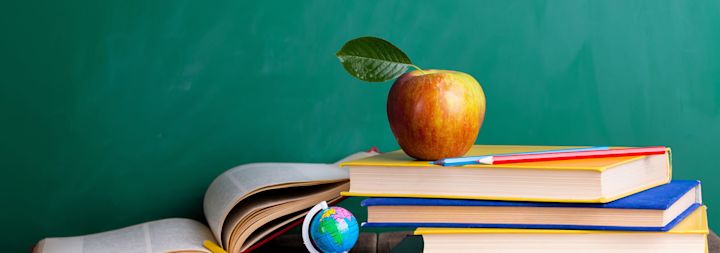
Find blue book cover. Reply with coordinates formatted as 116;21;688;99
362;180;701;231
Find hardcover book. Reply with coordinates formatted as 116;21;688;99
415;206;709;253
362;180;701;231
342;145;672;203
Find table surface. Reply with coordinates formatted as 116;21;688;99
254;231;720;253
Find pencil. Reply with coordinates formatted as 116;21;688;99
476;146;667;165
435;146;610;166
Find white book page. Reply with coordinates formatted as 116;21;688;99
36;218;214;253
202;151;376;244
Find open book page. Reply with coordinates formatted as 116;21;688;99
203;151;377;246
218;184;329;248
35;218;215;253
222;183;349;252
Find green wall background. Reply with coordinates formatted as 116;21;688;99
2;0;719;251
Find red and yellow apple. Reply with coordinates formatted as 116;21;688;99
387;69;486;160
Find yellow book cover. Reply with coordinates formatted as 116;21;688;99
341;145;672;203
342;145;661;171
415;205;708;235
416;206;708;253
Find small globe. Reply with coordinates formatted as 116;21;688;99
309;206;359;253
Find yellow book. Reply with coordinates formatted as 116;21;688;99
341;145;671;203
415;206;708;253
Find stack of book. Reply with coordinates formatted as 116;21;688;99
341;145;709;253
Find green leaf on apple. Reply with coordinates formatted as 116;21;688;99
336;36;420;82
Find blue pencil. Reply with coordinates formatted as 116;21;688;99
434;146;610;166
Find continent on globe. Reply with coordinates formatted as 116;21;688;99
309;206;360;253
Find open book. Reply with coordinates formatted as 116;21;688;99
34;151;377;253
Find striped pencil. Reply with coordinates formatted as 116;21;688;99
434;146;609;166
475;146;668;165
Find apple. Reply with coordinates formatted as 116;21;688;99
387;69;486;160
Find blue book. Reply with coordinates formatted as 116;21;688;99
362;180;702;231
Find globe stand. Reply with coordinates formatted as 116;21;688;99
302;201;328;253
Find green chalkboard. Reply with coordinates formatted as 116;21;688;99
2;0;719;251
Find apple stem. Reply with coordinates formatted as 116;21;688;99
410;64;426;74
